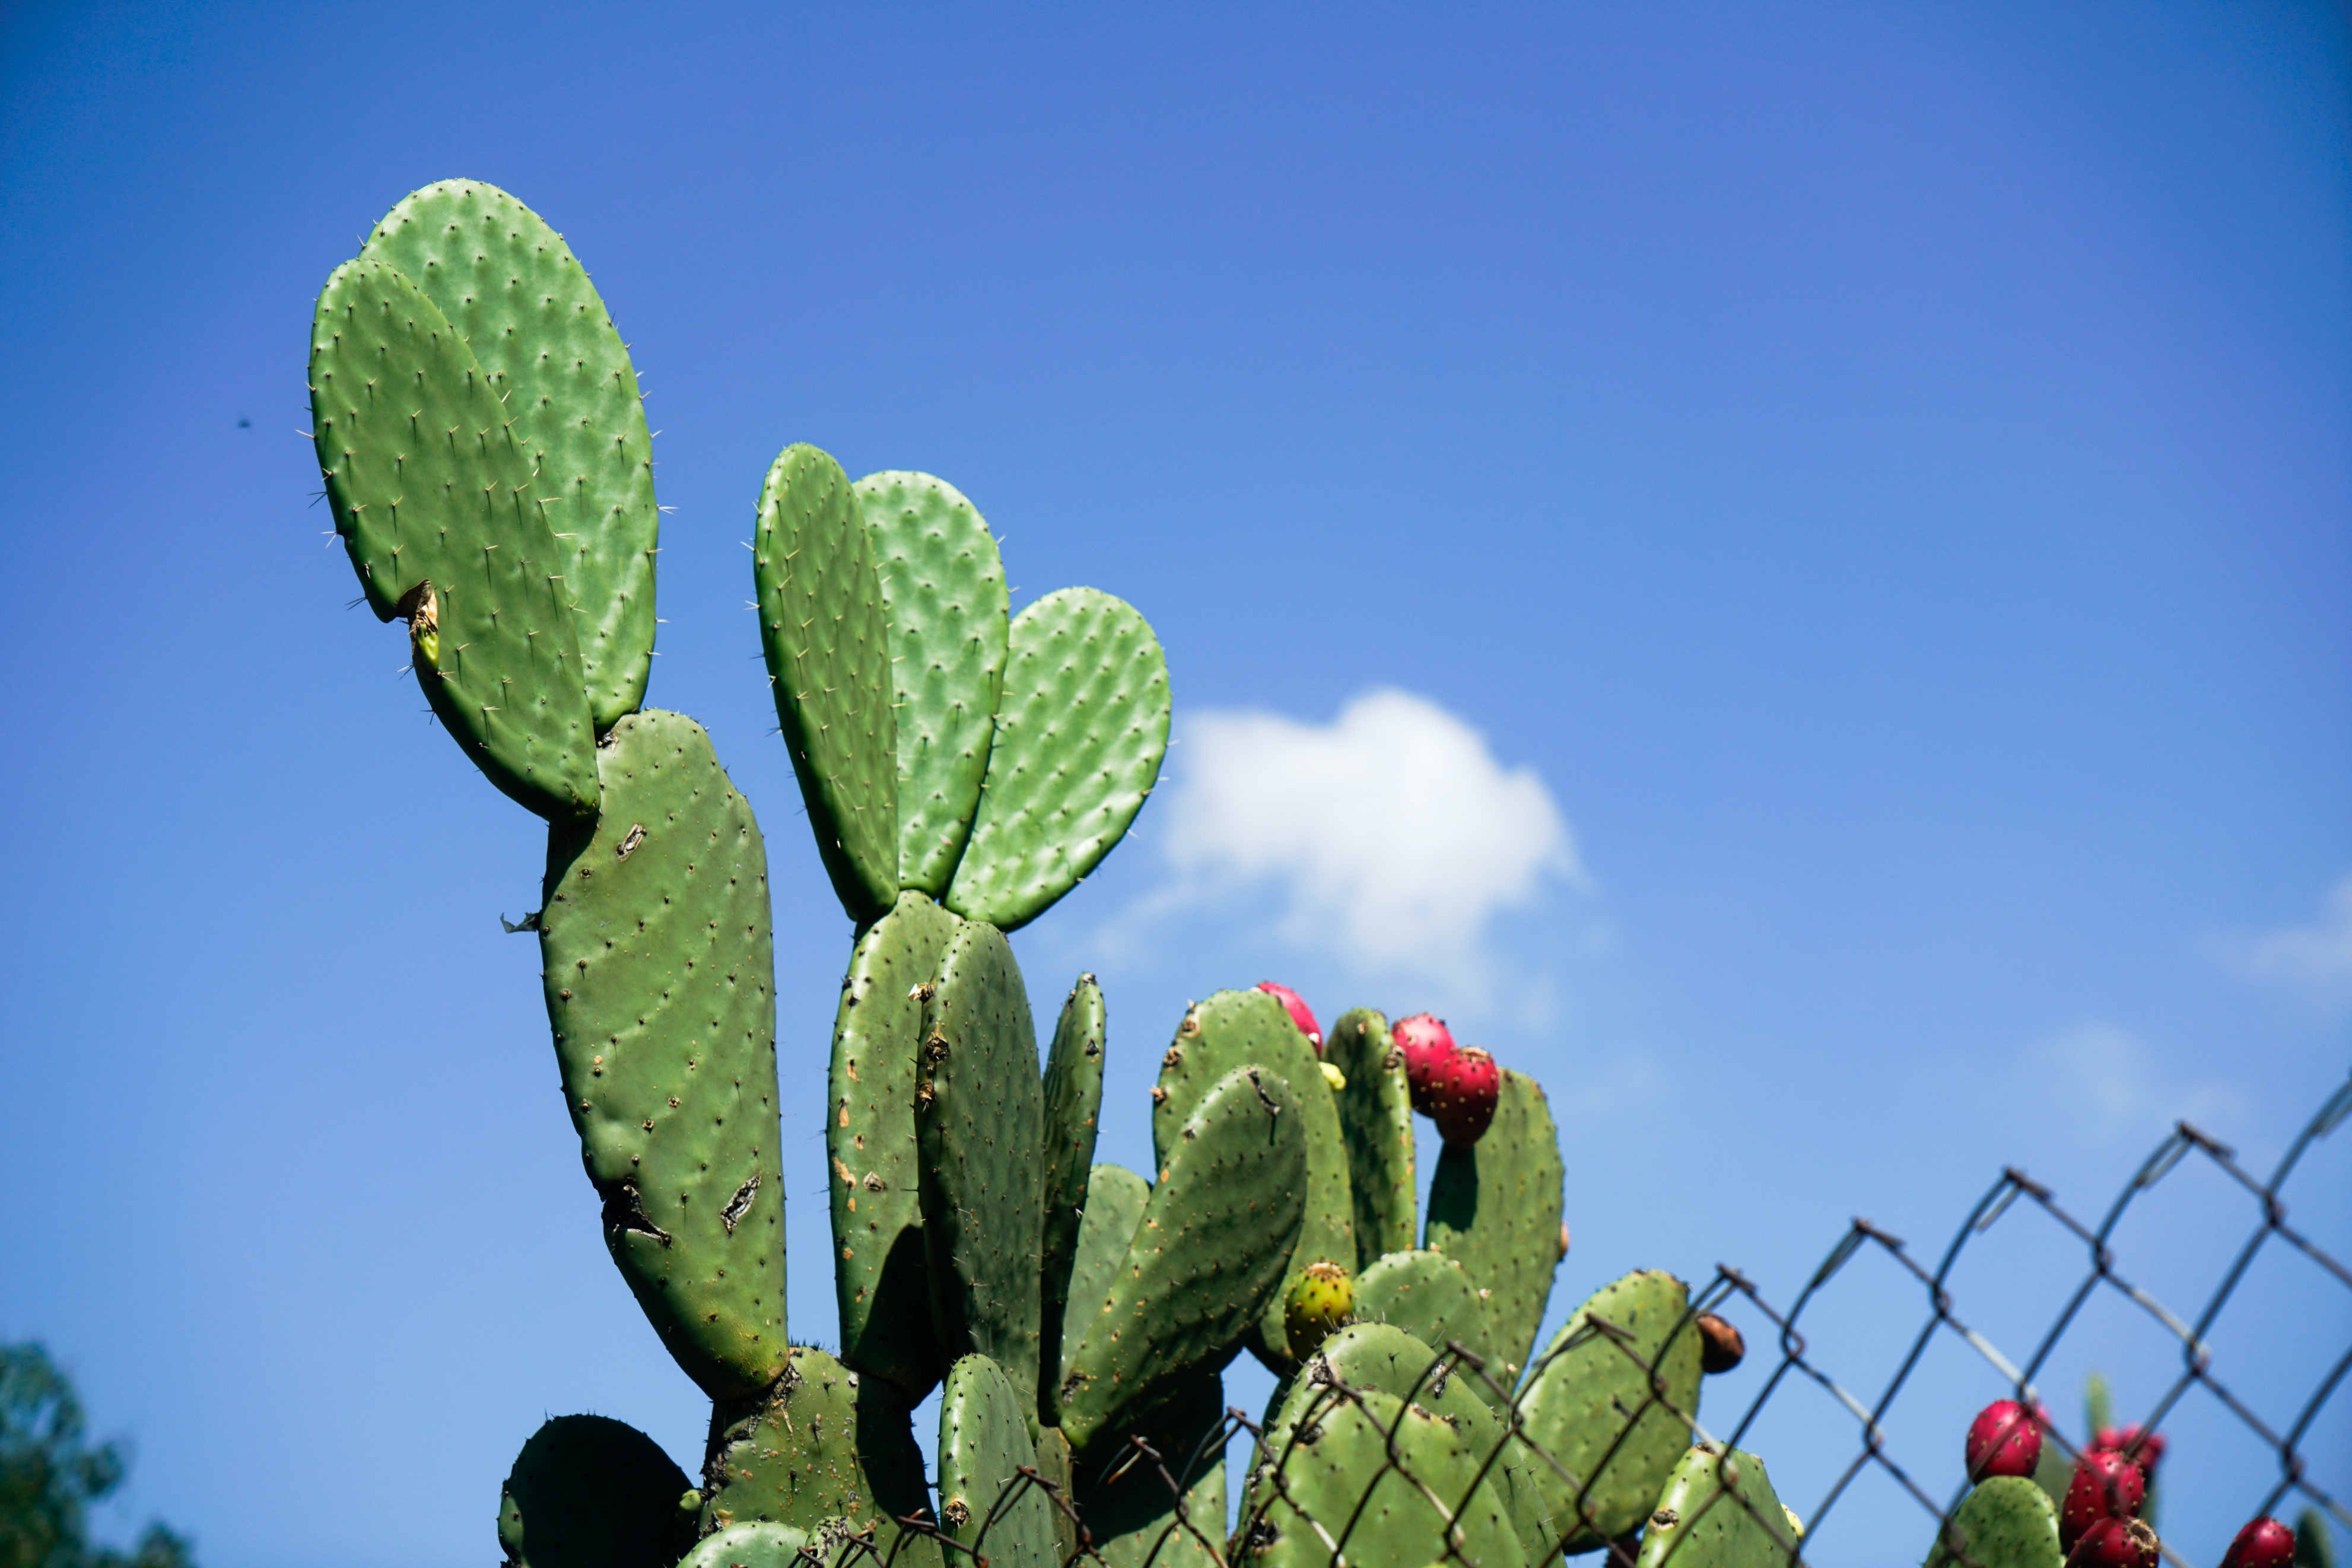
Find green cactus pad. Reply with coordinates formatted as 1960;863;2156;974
753;444;898;922
1514;1270;1705;1551
1039;973;1108;1426
945;587;1169;930
1325;1009;1416;1269
360;180;657;731
1925;1476;2061;1568
1073;1370;1230;1568
701;1346;937;1568
675;1522;812;1568
1354;1250;1501;1400
1061;1163;1150;1359
538;712;786;1398
1235;1385;1527;1568
1034;1424;1080;1564
1154;989;1354;1373
914;918;1044;1408
1061;1065;1308;1459
828;890;956;1402
497;1414;695;1568
937;1354;1057;1567
855;472;1010;895
1425;1068;1563;1386
1633;1444;1797;1568
310;257;598;819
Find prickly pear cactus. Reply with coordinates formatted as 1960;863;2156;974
1352;1249;1499;1398
945;587;1171;930
1425;1067;1563;1385
1039;974;1108;1425
310;258;599;819
855;472;1009;896
753;443;898;922
538;711;786;1399
936;1353;1057;1567
675;1522;811;1568
1325;1008;1416;1268
1154;988;1354;1372
1060;1163;1150;1360
1073;1370;1229;1568
1061;1064;1308;1458
1927;1476;2062;1568
827;890;956;1402
497;1415;695;1568
1634;1444;1797;1568
359;179;658;732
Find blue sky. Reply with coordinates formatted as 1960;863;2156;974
1;4;2345;1566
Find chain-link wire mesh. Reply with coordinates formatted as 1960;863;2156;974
777;1073;2350;1568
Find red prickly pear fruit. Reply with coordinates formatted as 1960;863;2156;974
1965;1399;2045;1481
1256;981;1323;1053
2218;1518;2297;1568
1696;1312;1745;1373
2092;1425;2166;1484
2070;1518;2160;1568
1393;1013;1455;1112
1426;1046;1501;1147
2059;1451;2146;1550
1283;1258;1353;1359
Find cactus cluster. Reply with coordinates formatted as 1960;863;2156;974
311;180;1822;1568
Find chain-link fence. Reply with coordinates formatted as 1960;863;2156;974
785;1073;2351;1568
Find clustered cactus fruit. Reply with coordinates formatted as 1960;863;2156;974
307;181;2322;1568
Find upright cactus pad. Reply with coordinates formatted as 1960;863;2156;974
1038;973;1108;1426
1061;1065;1308;1459
1325;1009;1416;1268
936;1354;1057;1567
1154;989;1354;1373
700;1346;936;1568
827;890;956;1402
1927;1476;2062;1568
914;918;1044;1408
497;1415;695;1568
1514;1270;1704;1551
1235;1386;1528;1568
1061;1163;1150;1359
360;180;658;730
753;444;898;921
538;711;786;1398
945;587;1170;930
1633;1445;1796;1568
1425;1067;1563;1386
855;472;1009;895
675;1523;812;1568
1072;1370;1229;1568
1353;1250;1500;1398
310;257;599;819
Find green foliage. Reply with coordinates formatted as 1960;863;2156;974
1038;974;1109;1426
1351;1249;1498;1401
0;1343;193;1568
496;1415;694;1568
1925;1476;2061;1568
1060;1164;1150;1359
1633;1444;1795;1568
1324;1008;1416;1268
936;1355;1056;1566
1070;1372;1228;1568
1425;1067;1565;1386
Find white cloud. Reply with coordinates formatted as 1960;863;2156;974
2021;1020;2248;1141
2226;874;2352;996
1158;688;1581;982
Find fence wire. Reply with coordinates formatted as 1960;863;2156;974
782;1073;2351;1568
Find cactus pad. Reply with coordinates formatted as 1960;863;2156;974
1155;989;1354;1373
1353;1250;1501;1399
945;587;1169;930
1633;1444;1797;1568
753;444;898;921
1325;1009;1416;1268
914;918;1044;1408
675;1522;812;1568
1425;1068;1563;1386
1235;1385;1527;1568
1072;1370;1230;1568
827;890;956;1402
700;1346;936;1567
1061;1065;1308;1459
1039;973;1108;1425
1514;1270;1705;1551
538;711;786;1398
1925;1476;2062;1568
497;1414;695;1568
855;472;1009;895
310;257;598;818
936;1353;1057;1567
1061;1163;1150;1359
360;180;657;731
